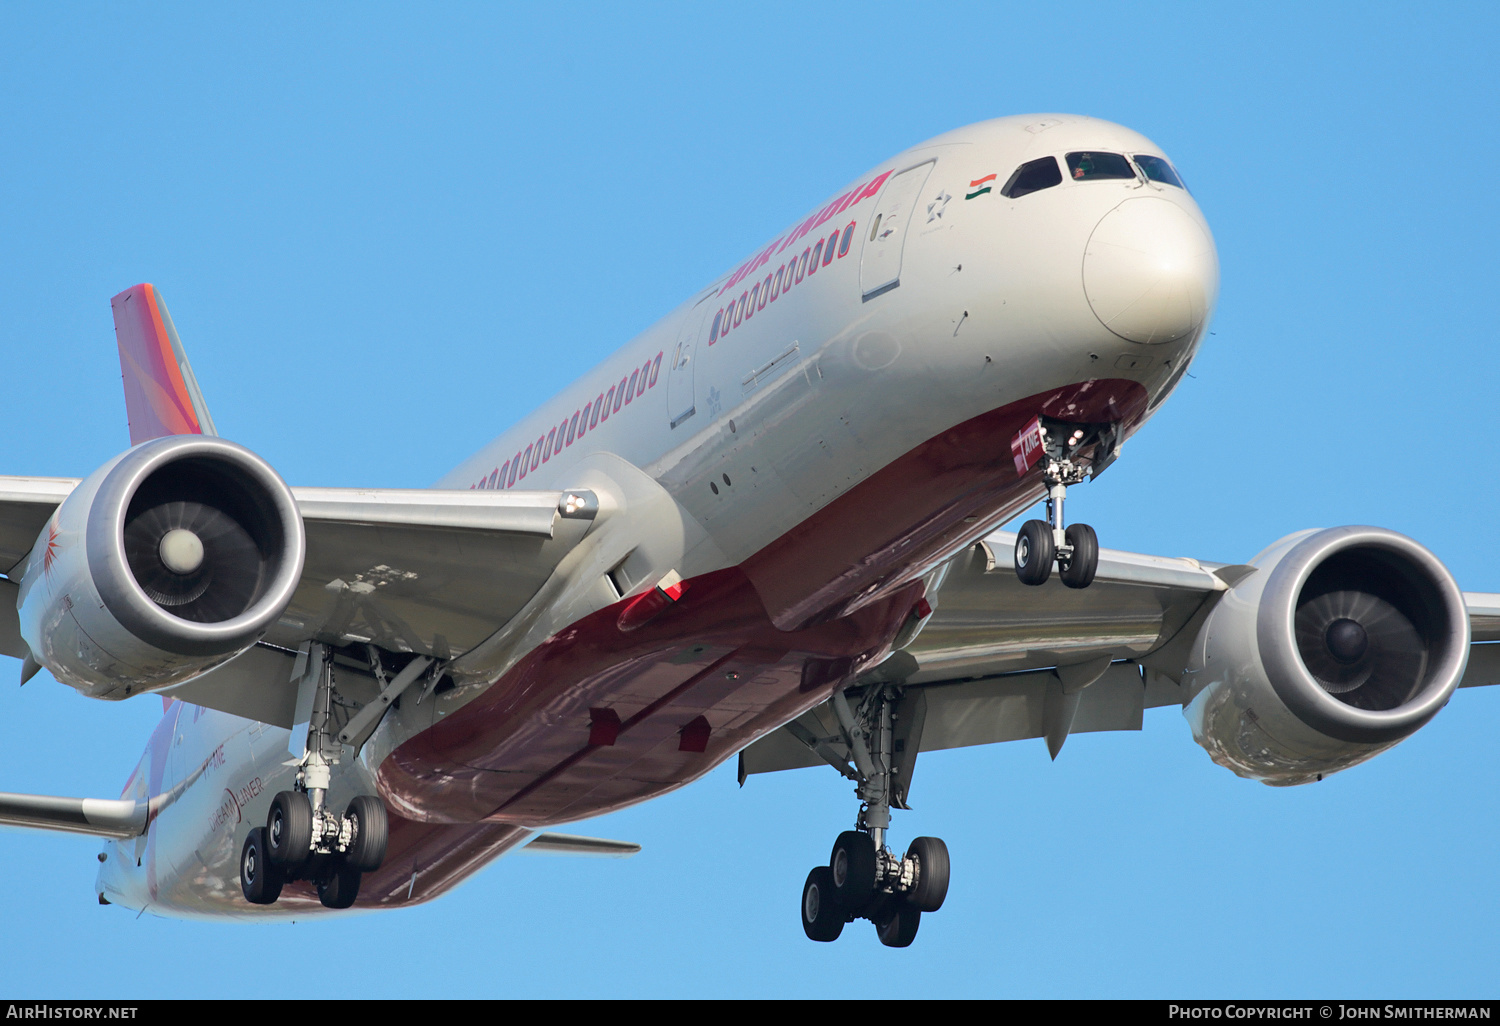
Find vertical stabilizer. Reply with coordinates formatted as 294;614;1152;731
111;284;218;445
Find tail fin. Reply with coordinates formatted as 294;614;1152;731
111;284;218;445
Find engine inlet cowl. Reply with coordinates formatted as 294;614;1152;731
1256;527;1468;745
1182;525;1468;785
86;436;306;657
18;435;307;698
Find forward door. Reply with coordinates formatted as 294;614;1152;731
859;160;936;299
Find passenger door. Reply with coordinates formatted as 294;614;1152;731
667;302;712;429
859;160;936;299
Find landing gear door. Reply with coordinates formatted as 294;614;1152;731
859;160;935;300
667;301;712;429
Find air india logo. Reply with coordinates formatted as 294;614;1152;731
41;520;59;577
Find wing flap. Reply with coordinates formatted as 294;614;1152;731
161;643;302;727
1461;641;1500;688
741;661;1162;778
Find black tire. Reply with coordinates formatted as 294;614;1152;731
801;866;845;942
317;864;362;910
1014;519;1054;586
266;790;312;868
240;827;283;905
906;836;950;913
829;830;877;909
344;795;389;872
1060;523;1099;589
876;904;921;948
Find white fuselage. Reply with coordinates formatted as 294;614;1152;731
97;114;1218;918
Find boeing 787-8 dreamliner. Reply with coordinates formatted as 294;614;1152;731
1;114;1493;948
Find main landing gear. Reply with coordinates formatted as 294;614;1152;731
798;685;951;947
1014;422;1103;589
240;643;392;909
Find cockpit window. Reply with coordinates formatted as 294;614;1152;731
1000;156;1062;199
1132;154;1186;190
1065;152;1136;181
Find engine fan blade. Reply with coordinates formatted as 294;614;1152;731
1294;589;1427;711
123;500;265;623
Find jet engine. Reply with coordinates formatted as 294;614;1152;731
16;436;305;698
1181;526;1469;785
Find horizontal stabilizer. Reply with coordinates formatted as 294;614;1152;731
0;791;146;839
111;284;217;445
519;832;641;858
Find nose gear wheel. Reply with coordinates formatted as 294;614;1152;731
1012;418;1106;589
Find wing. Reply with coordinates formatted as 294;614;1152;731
0;477;78;660
740;532;1500;785
0;481;599;703
272;485;598;658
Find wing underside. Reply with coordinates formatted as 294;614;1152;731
741;533;1500;781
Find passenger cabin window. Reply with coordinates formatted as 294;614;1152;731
1000;156;1062;199
1132;154;1187;190
1065;151;1137;181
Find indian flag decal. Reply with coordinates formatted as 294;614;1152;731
966;174;996;200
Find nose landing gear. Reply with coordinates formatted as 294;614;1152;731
1013;419;1106;589
797;684;952;947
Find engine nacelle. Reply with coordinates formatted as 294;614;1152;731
16;436;305;698
1183;526;1468;785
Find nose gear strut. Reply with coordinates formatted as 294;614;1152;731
1013;418;1105;589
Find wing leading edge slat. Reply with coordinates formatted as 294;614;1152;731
293;487;563;536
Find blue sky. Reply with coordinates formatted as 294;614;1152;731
1;1;1498;998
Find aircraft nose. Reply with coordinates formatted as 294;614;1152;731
1082;197;1218;345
